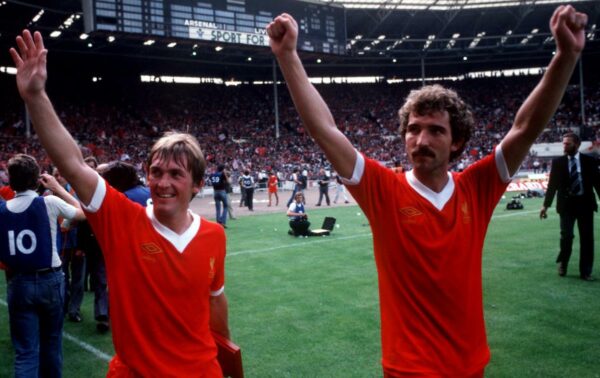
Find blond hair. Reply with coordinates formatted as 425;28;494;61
147;132;206;183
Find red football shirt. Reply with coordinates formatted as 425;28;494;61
347;152;508;376
268;175;278;193
85;183;226;377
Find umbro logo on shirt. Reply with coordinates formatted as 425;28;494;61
399;207;422;217
141;243;163;255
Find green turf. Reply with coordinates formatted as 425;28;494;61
1;196;599;377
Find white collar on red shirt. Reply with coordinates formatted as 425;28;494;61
84;174;201;254
405;144;511;211
145;205;200;254
406;171;454;211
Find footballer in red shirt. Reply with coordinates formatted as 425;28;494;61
12;31;232;376
268;5;587;376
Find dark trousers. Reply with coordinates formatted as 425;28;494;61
317;187;330;206
245;188;254;210
239;188;246;207
87;245;109;321
289;219;311;236
62;248;85;317
557;210;594;277
8;270;64;378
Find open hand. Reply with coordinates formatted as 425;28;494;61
9;30;48;101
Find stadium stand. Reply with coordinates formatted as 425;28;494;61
1;76;599;183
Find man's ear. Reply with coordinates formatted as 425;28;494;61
192;179;204;196
451;138;465;152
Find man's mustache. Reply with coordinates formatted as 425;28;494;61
412;147;435;158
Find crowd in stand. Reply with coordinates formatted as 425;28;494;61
1;76;599;184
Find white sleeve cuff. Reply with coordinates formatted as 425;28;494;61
495;143;512;183
81;172;106;213
340;149;364;186
210;286;225;297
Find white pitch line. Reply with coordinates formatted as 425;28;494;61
0;298;112;362
228;209;539;257
0;207;535;362
492;209;539;219
228;232;372;257
62;333;112;362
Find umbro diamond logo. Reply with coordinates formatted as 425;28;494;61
141;243;163;255
399;207;422;217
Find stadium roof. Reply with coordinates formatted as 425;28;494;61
321;0;591;10
0;0;599;81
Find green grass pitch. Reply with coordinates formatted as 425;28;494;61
1;197;599;377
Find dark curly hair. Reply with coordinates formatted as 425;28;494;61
398;85;474;162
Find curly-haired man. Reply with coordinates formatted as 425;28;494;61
268;5;587;377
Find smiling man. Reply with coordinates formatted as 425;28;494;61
10;31;230;377
268;5;587;377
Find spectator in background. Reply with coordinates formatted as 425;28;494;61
0;154;85;377
286;167;302;207
78;158;110;333
241;169;255;211
300;169;308;200
79;157;97;293
267;169;279;206
238;173;247;208
332;172;350;204
392;160;404;174
209;164;229;227
287;192;310;236
533;159;541;173
102;161;151;207
223;166;236;220
542;160;549;173
51;167;85;324
540;132;600;281
315;168;330;206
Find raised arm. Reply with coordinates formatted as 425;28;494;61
9;30;97;205
501;5;587;175
267;14;356;178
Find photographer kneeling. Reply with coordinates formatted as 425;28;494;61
287;192;310;236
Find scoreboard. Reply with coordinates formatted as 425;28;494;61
83;0;347;54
